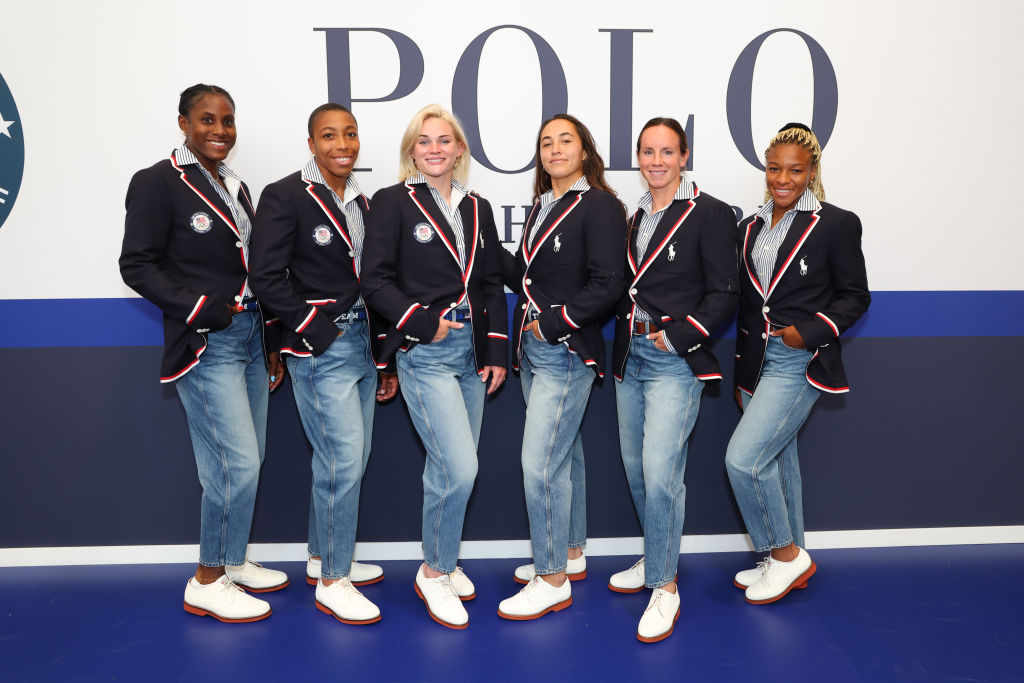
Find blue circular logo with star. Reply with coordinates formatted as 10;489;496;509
0;72;24;230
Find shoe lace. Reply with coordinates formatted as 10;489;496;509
756;556;773;576
644;589;670;617
631;557;645;572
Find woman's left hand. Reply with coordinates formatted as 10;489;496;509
770;325;806;349
524;320;544;341
647;330;670;352
480;366;507;395
377;372;399;402
268;352;286;391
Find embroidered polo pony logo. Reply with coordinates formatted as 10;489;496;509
799;257;808;276
553;234;562;252
668;243;677;262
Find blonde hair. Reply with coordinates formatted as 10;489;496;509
763;125;826;203
397;104;471;184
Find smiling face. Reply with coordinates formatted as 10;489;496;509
308;109;359;190
637;124;689;193
178;93;236;175
539;118;586;188
765;143;815;213
411;116;465;181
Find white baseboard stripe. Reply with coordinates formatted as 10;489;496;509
1;526;1021;567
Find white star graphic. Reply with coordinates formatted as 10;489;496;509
0;113;15;139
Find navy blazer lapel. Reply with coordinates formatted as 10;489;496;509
304;180;354;250
169;153;241;240
630;195;699;286
764;210;820;300
457;194;480;282
742;215;767;299
524;190;584;266
406;182;462;270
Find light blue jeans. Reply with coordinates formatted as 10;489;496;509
175;310;268;567
288;320;377;580
726;335;819;553
615;334;704;587
397;324;484;574
520;333;596;575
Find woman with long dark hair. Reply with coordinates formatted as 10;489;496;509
497;114;626;621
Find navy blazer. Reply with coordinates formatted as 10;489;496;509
248;169;386;364
360;180;508;370
612;185;739;381
120;150;268;382
508;187;627;376
735;201;871;394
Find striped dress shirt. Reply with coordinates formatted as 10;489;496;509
408;172;469;275
630;179;696;353
751;189;821;291
176;145;254;299
303;159;367;312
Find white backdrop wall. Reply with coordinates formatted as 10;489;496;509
1;0;1022;301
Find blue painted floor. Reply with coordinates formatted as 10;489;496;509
1;545;1021;682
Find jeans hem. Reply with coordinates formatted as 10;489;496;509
534;564;567;576
568;541;586;550
423;560;456;575
752;539;797;554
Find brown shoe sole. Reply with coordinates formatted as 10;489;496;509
745;562;817;605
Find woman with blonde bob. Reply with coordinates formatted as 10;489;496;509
361;105;508;630
726;123;869;605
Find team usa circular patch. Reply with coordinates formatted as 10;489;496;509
413;222;433;243
313;224;333;246
190;211;212;233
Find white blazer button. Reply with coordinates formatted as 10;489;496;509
348;251;354;257
234;295;242;302
525;278;532;285
522;303;528;310
761;333;767;339
762;306;770;313
234;241;243;248
630;288;638;295
450;302;459;308
626;312;632;319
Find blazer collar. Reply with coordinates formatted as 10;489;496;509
169;146;242;239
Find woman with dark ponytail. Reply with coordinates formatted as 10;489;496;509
607;117;739;642
120;84;287;623
726;123;870;605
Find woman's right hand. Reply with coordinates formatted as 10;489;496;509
432;318;464;342
733;386;744;412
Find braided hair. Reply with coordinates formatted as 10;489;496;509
178;84;235;118
763;122;825;203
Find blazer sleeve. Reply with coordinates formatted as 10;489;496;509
664;200;740;354
249;182;338;356
537;191;627;340
794;210;871;348
119;167;233;332
480;198;509;367
360;188;441;343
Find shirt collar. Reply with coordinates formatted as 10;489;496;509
302;158;363;204
756;188;821;222
637;177;695;215
173;144;240;181
541;175;590;208
406;173;468;201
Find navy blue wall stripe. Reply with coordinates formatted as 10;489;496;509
0;290;1022;348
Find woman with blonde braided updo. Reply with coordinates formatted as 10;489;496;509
725;122;870;605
